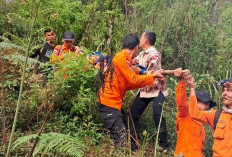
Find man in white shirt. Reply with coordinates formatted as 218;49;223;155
129;31;168;151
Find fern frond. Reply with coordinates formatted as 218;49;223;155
1;54;44;66
0;42;26;52
13;134;38;149
3;32;27;47
0;36;5;42
13;133;87;157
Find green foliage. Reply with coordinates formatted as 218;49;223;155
0;42;26;52
49;53;98;121
1;0;232;156
1;54;42;66
81;0;125;53
13;133;87;157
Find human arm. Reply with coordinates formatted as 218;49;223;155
113;54;162;90
30;48;40;58
175;81;189;117
146;50;159;70
174;68;189;117
186;75;215;126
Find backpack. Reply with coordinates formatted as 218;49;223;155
213;109;223;131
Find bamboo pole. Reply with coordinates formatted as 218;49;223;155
6;1;41;156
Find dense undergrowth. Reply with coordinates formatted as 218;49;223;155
0;0;232;156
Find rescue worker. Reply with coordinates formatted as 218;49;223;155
30;28;56;63
50;31;81;79
174;68;216;157
129;31;169;151
97;34;164;147
185;74;232;157
50;31;81;64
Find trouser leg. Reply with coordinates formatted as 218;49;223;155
129;93;152;149
98;103;127;147
152;92;168;149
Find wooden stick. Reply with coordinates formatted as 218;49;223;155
28;103;54;157
160;69;190;75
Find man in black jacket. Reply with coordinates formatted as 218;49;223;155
30;28;56;62
30;28;56;85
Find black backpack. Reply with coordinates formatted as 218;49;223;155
213;109;223;131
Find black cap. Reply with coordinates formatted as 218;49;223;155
196;91;216;109
63;31;74;41
217;78;232;86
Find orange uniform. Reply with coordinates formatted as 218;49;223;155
50;45;78;79
189;94;232;157
98;50;154;111
174;81;205;157
50;45;77;63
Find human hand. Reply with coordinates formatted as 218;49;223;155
75;46;81;52
174;68;182;78
75;46;83;56
146;70;155;75
153;70;164;78
184;75;195;89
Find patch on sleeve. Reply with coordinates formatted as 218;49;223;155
53;49;58;55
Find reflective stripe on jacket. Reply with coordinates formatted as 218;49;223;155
50;45;76;63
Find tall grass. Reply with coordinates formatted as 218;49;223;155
154;102;165;157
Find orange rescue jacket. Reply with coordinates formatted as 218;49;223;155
98;50;154;111
50;45;77;63
174;81;205;157
189;95;232;157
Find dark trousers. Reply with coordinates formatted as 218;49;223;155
129;91;168;149
97;103;127;147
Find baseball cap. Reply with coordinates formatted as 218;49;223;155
196;91;216;109
63;31;74;41
217;78;232;86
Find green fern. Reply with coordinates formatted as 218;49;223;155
0;36;5;42
13;133;87;157
1;54;43;66
0;42;26;52
13;134;38;148
2;32;27;47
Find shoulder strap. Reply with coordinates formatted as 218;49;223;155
58;45;63;56
214;109;223;131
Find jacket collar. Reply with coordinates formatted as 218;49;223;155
121;49;132;65
223;106;232;114
144;46;155;54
